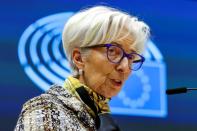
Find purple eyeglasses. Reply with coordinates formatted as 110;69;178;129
82;43;145;71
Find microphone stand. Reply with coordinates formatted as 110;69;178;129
166;87;197;95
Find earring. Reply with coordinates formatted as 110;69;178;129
79;69;83;75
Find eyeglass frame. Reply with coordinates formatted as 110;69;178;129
81;43;145;71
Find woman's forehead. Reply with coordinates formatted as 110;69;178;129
113;38;136;53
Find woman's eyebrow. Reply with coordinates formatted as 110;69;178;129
111;42;136;53
129;48;136;53
110;42;120;46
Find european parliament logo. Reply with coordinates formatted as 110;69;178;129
18;13;167;117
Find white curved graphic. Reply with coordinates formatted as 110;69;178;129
18;12;74;90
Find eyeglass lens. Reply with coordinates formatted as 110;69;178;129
107;45;143;70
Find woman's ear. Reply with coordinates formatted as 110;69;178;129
72;48;85;70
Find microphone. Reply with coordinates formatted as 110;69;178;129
166;87;197;95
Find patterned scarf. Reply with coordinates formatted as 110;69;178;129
63;76;110;117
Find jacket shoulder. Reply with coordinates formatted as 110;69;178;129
15;84;96;131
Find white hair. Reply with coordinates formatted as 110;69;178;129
62;5;150;75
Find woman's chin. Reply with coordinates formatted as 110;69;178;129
105;91;120;98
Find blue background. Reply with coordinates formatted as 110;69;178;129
1;0;197;130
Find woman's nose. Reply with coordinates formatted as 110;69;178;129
116;57;131;73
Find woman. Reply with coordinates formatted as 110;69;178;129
15;6;150;131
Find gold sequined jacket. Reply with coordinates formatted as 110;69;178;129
14;76;110;131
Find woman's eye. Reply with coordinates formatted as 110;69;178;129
128;55;134;60
108;48;116;55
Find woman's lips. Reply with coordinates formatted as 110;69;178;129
110;79;122;87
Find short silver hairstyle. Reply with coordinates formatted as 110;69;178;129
62;6;150;76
